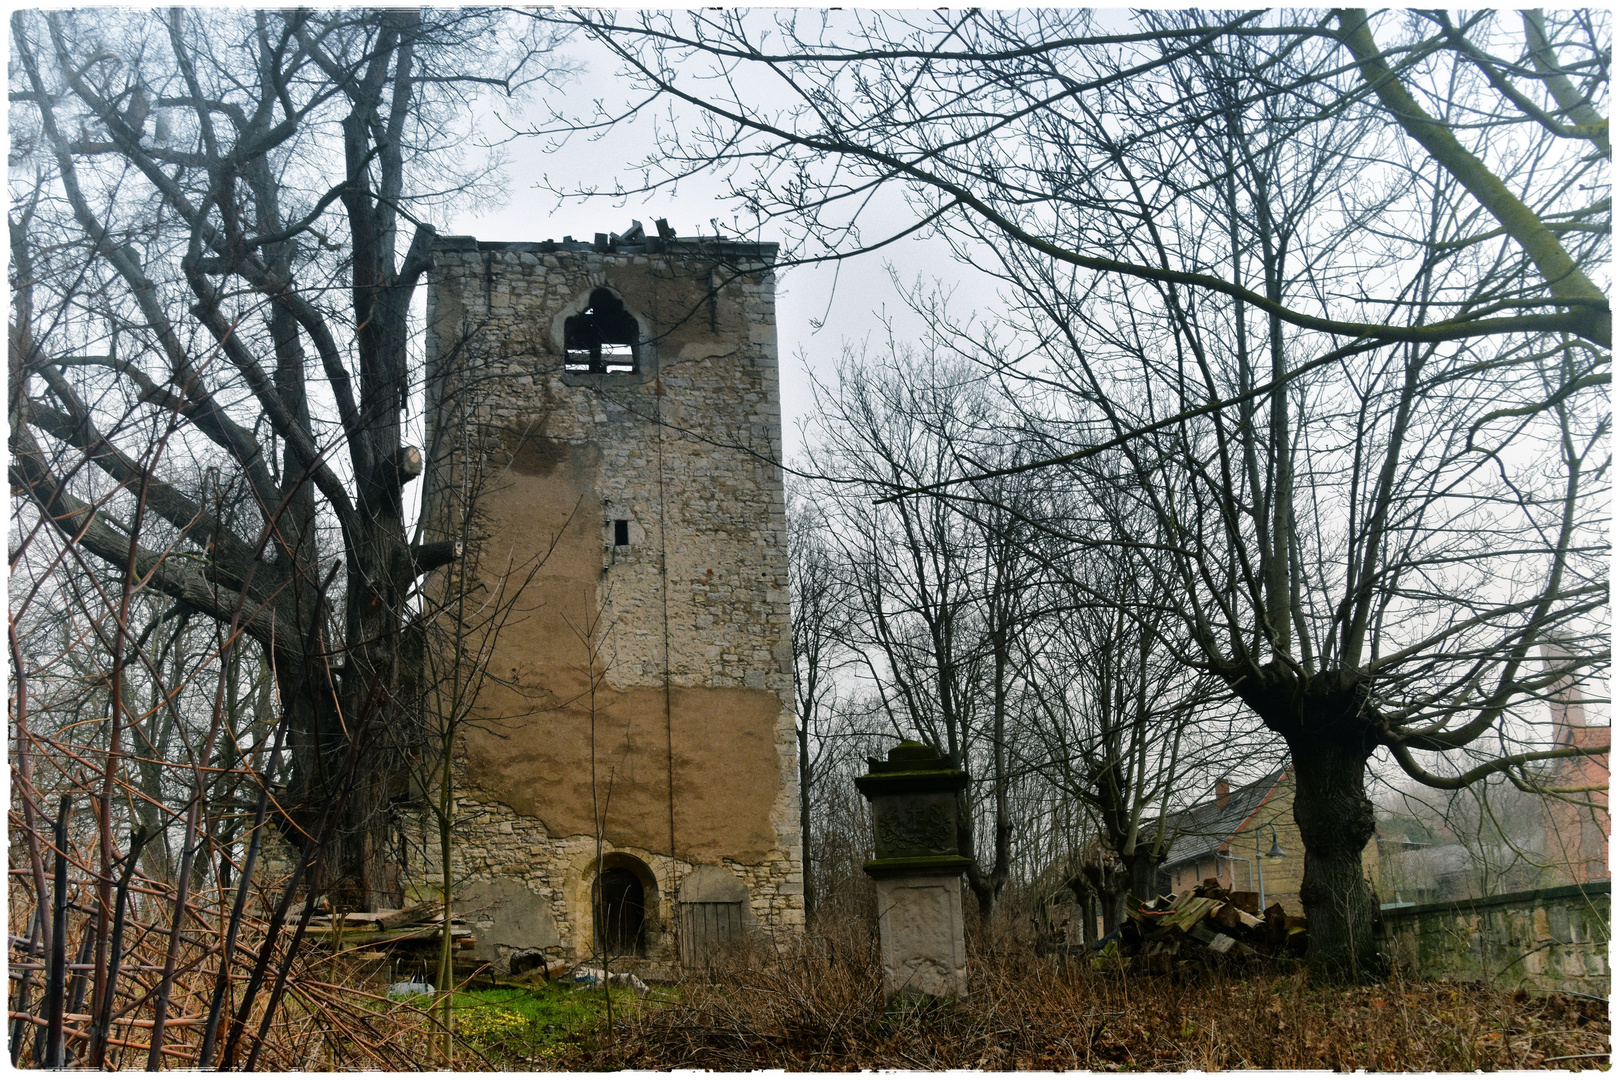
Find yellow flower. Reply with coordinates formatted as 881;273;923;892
458;1007;530;1043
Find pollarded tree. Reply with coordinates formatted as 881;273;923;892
541;8;1608;979
976;16;1609;978
10;8;564;908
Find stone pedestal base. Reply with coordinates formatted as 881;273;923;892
874;874;967;998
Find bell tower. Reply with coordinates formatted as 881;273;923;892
420;225;804;973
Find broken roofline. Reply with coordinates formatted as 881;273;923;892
435;230;778;262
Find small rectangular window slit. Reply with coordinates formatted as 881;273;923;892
614;520;630;547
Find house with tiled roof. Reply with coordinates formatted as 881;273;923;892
1154;768;1307;912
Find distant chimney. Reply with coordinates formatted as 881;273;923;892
1215;777;1230;810
1539;638;1588;733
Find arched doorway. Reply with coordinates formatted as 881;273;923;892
593;866;647;956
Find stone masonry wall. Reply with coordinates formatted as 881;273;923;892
417;234;803;973
1380;882;1610;997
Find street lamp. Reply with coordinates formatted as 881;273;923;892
1256;824;1287;910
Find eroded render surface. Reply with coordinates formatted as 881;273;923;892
417;234;803;970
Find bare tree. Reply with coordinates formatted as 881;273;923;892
539;9;1605;347
980;20;1607;977
8;503;425;1067
542;8;1609;979
800;346;1055;918
786;488;857;920
10;8;563;907
1018;537;1241;935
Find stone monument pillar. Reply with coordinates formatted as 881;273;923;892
856;741;973;999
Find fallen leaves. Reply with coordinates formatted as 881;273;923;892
539;931;1610;1073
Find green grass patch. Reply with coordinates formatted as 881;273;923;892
438;982;652;1066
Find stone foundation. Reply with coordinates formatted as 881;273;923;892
402;784;802;975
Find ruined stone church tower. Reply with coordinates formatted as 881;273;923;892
420;226;802;973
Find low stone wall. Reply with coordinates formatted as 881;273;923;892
1381;882;1609;998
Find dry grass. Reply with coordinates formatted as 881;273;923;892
551;924;1610;1072
7;889;455;1070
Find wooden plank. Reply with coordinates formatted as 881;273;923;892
376;902;443;931
333;925;474;947
1170;896;1221;933
309;912;389;926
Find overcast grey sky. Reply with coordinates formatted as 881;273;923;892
443;32;981;463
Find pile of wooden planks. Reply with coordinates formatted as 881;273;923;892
1120;878;1307;972
303;902;477;956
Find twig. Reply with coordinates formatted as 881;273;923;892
44;795;71;1068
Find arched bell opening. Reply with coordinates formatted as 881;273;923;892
563;287;641;373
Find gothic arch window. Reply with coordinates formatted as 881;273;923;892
564;288;640;373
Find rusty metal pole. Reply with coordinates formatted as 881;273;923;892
44;795;71;1068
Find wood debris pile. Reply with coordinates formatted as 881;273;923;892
302;901;477;967
1119;878;1308;971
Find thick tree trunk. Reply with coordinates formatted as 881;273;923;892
1082;859;1129;935
1284;727;1380;982
966;873;996;921
959;789;996;920
272;593;404;911
1231;663;1383;982
335;570;410;911
1101;888;1127;936
1078;891;1099;948
272;646;363;902
1126;849;1162;905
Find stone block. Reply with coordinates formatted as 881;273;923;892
678;865;750;903
874;875;968;999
